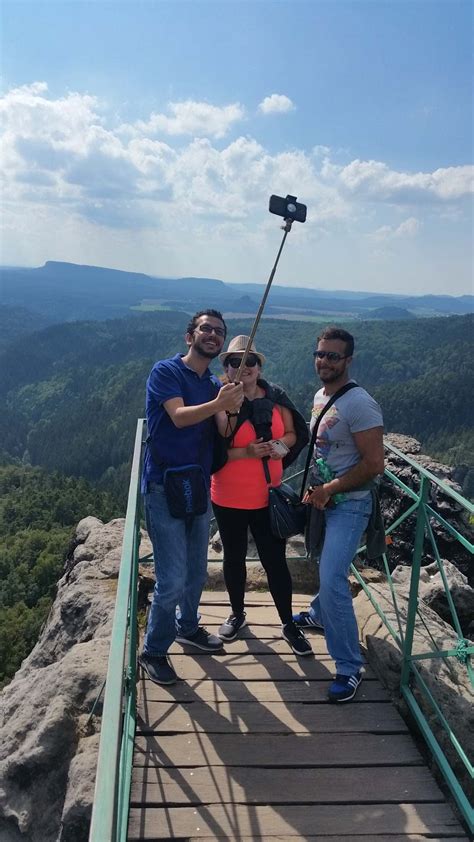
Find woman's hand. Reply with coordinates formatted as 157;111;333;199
246;437;273;459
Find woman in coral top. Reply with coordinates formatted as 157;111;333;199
211;335;312;656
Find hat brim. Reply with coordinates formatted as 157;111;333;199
219;350;265;365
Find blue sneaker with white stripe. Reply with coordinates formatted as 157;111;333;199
292;610;324;631
328;672;362;703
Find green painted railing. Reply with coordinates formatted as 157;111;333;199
89;420;143;842
89;421;473;840
352;443;473;834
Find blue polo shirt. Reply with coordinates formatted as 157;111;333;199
141;353;221;493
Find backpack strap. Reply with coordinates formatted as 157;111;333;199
298;382;359;500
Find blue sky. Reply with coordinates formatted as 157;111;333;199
1;0;472;295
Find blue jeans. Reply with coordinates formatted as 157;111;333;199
143;483;211;657
308;496;372;676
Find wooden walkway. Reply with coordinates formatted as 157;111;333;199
128;593;467;841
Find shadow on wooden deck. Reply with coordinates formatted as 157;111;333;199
128;593;468;841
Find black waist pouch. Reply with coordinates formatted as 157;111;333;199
163;464;208;519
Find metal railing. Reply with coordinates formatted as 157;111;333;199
89;421;143;842
352;442;473;833
89;421;473;839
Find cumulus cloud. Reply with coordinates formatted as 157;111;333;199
1;80;471;294
131;100;245;139
321;157;473;202
371;217;421;241
258;94;295;114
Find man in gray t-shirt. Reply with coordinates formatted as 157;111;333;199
310;383;383;499
294;326;385;703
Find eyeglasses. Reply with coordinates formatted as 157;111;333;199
195;323;226;338
225;354;259;369
313;350;349;362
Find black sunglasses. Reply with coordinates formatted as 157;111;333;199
313;350;349;362
225;354;260;369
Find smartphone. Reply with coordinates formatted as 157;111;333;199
270;439;290;458
269;194;307;223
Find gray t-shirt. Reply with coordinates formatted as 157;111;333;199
309;382;384;499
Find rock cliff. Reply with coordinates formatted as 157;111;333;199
0;517;131;842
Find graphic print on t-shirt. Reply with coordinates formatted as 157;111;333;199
312;402;339;461
309;384;384;500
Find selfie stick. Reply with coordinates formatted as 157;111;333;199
235;217;294;382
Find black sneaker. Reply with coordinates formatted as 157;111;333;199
282;622;313;656
328;672;362;703
175;626;224;651
293;610;324;631
139;653;177;685
218;612;247;641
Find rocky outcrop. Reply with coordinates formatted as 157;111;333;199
382;434;473;589
207;529;315;592
391;559;474;638
0;516;130;842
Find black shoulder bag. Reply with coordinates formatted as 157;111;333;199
146;434;209;519
266;382;359;539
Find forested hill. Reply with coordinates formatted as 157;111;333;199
1;311;472;499
1;311;472;685
0;465;120;687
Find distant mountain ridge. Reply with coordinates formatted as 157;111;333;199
1;262;472;332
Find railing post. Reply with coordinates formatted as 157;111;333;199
400;476;429;691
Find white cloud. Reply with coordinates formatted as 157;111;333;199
395;217;421;237
1;81;472;294
322;157;474;202
258;94;295;114
371;217;421;241
131;100;245;139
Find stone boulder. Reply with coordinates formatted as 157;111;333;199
392;559;474;637
0;517;126;842
380;434;473;588
207;529;315;593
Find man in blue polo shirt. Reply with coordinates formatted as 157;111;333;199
140;309;243;685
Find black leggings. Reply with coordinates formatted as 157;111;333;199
212;502;293;624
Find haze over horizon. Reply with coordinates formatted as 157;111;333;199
1;0;472;296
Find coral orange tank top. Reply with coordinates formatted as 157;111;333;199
211;406;285;509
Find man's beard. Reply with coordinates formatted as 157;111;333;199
318;367;344;383
194;341;221;360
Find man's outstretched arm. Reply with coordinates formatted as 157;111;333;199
163;383;244;428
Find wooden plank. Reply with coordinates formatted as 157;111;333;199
197;606;319;625
127;802;464;839
130;765;444;805
129;837;468;842
139;677;390;703
136;701;407;734
158;654;374;681
133;733;422;767
169;636;329;655
199;592;310;605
